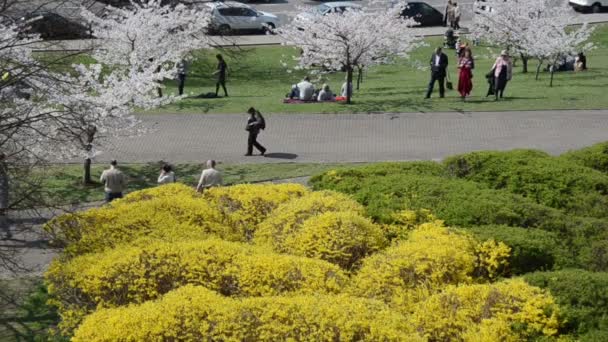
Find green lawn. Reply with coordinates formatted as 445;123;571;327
40;162;360;205
150;24;608;114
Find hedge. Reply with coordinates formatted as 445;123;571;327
463;225;564;274
46;238;348;334
523;269;608;337
560;141;608;174
444;149;608;219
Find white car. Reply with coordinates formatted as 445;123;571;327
205;2;279;34
569;0;607;13
294;2;362;25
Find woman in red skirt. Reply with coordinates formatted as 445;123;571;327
458;49;473;100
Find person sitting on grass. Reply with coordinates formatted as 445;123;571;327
286;84;299;99
296;76;315;101
341;78;353;98
317;84;335;102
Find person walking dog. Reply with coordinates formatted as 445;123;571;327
425;47;449;99
245;107;266;156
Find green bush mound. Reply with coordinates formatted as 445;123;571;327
444;149;608;218
311;172;608;271
463;225;564;274
560;141;608;174
523;269;608;338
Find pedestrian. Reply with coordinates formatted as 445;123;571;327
492;50;513;100
457;49;474;100
245;107;267;156
100;160;126;203
158;164;176;185
196;160;223;193
425;47;449;99
452;2;461;30
443;0;453;27
213;54;228;97
177;60;187;96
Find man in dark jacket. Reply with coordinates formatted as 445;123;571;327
425;47;449;99
245;107;266;156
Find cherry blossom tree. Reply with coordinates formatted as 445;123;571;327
277;2;422;104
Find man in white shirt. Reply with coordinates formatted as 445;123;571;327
296;76;315;101
100;160;127;202
196;160;223;193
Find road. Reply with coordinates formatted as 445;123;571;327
101;110;608;164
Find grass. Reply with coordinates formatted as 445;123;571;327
146;24;608;114
40;162;360;205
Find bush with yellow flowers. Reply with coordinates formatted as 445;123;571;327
409;279;561;341
46;238;348;334
72;285;423;342
203;183;309;240
349;222;510;307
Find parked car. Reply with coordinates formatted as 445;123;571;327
294;2;362;25
205;2;279;34
20;12;92;40
400;2;444;27
569;0;607;13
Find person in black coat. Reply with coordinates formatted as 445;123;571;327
213;54;228;97
425;47;449;99
245;107;266;156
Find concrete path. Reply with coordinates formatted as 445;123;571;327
100;110;608;164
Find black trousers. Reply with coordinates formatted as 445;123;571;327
216;78;228;96
426;73;445;98
177;74;186;95
247;132;265;155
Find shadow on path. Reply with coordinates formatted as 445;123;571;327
264;153;298;160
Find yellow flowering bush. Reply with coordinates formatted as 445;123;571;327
119;182;197;203
44;194;232;257
349;222;510;307
269;211;387;270
46;238;348;334
409;279;561;341
203;183;309;240
72;285;423;342
254;190;364;247
382;208;439;241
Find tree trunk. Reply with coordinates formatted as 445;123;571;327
346;67;353;104
535;61;543;81
550;68;554;87
83;126;97;185
0;156;9;231
84;158;92;185
520;53;528;73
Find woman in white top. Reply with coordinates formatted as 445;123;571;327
340;79;353;98
317;84;335;101
158;164;176;185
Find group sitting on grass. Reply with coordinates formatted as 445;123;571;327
284;76;353;103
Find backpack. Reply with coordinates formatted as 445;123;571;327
256;111;266;130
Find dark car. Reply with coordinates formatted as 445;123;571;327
401;2;444;27
21;12;92;40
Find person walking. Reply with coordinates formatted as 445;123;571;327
245;107;266;156
452;2;461;30
213;54;228;97
100;160;126;203
425;47;449;99
444;0;453;27
492;50;513;100
457;49;474;100
158;164;176;185
196;160;222;193
177;60;187;96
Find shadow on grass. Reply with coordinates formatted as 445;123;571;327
348;97;435;113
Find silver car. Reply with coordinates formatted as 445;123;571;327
205;2;279;34
294;2;362;26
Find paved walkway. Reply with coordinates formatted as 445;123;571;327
101;110;608;164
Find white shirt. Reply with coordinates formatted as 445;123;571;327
158;171;175;185
317;90;334;101
197;168;223;190
434;54;441;66
296;80;315;101
340;82;352;97
100;167;126;193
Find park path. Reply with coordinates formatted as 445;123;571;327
102;109;608;164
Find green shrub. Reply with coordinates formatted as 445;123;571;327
444;149;608;218
561;141;608;174
463;225;564;274
311;172;608;271
523;269;608;337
